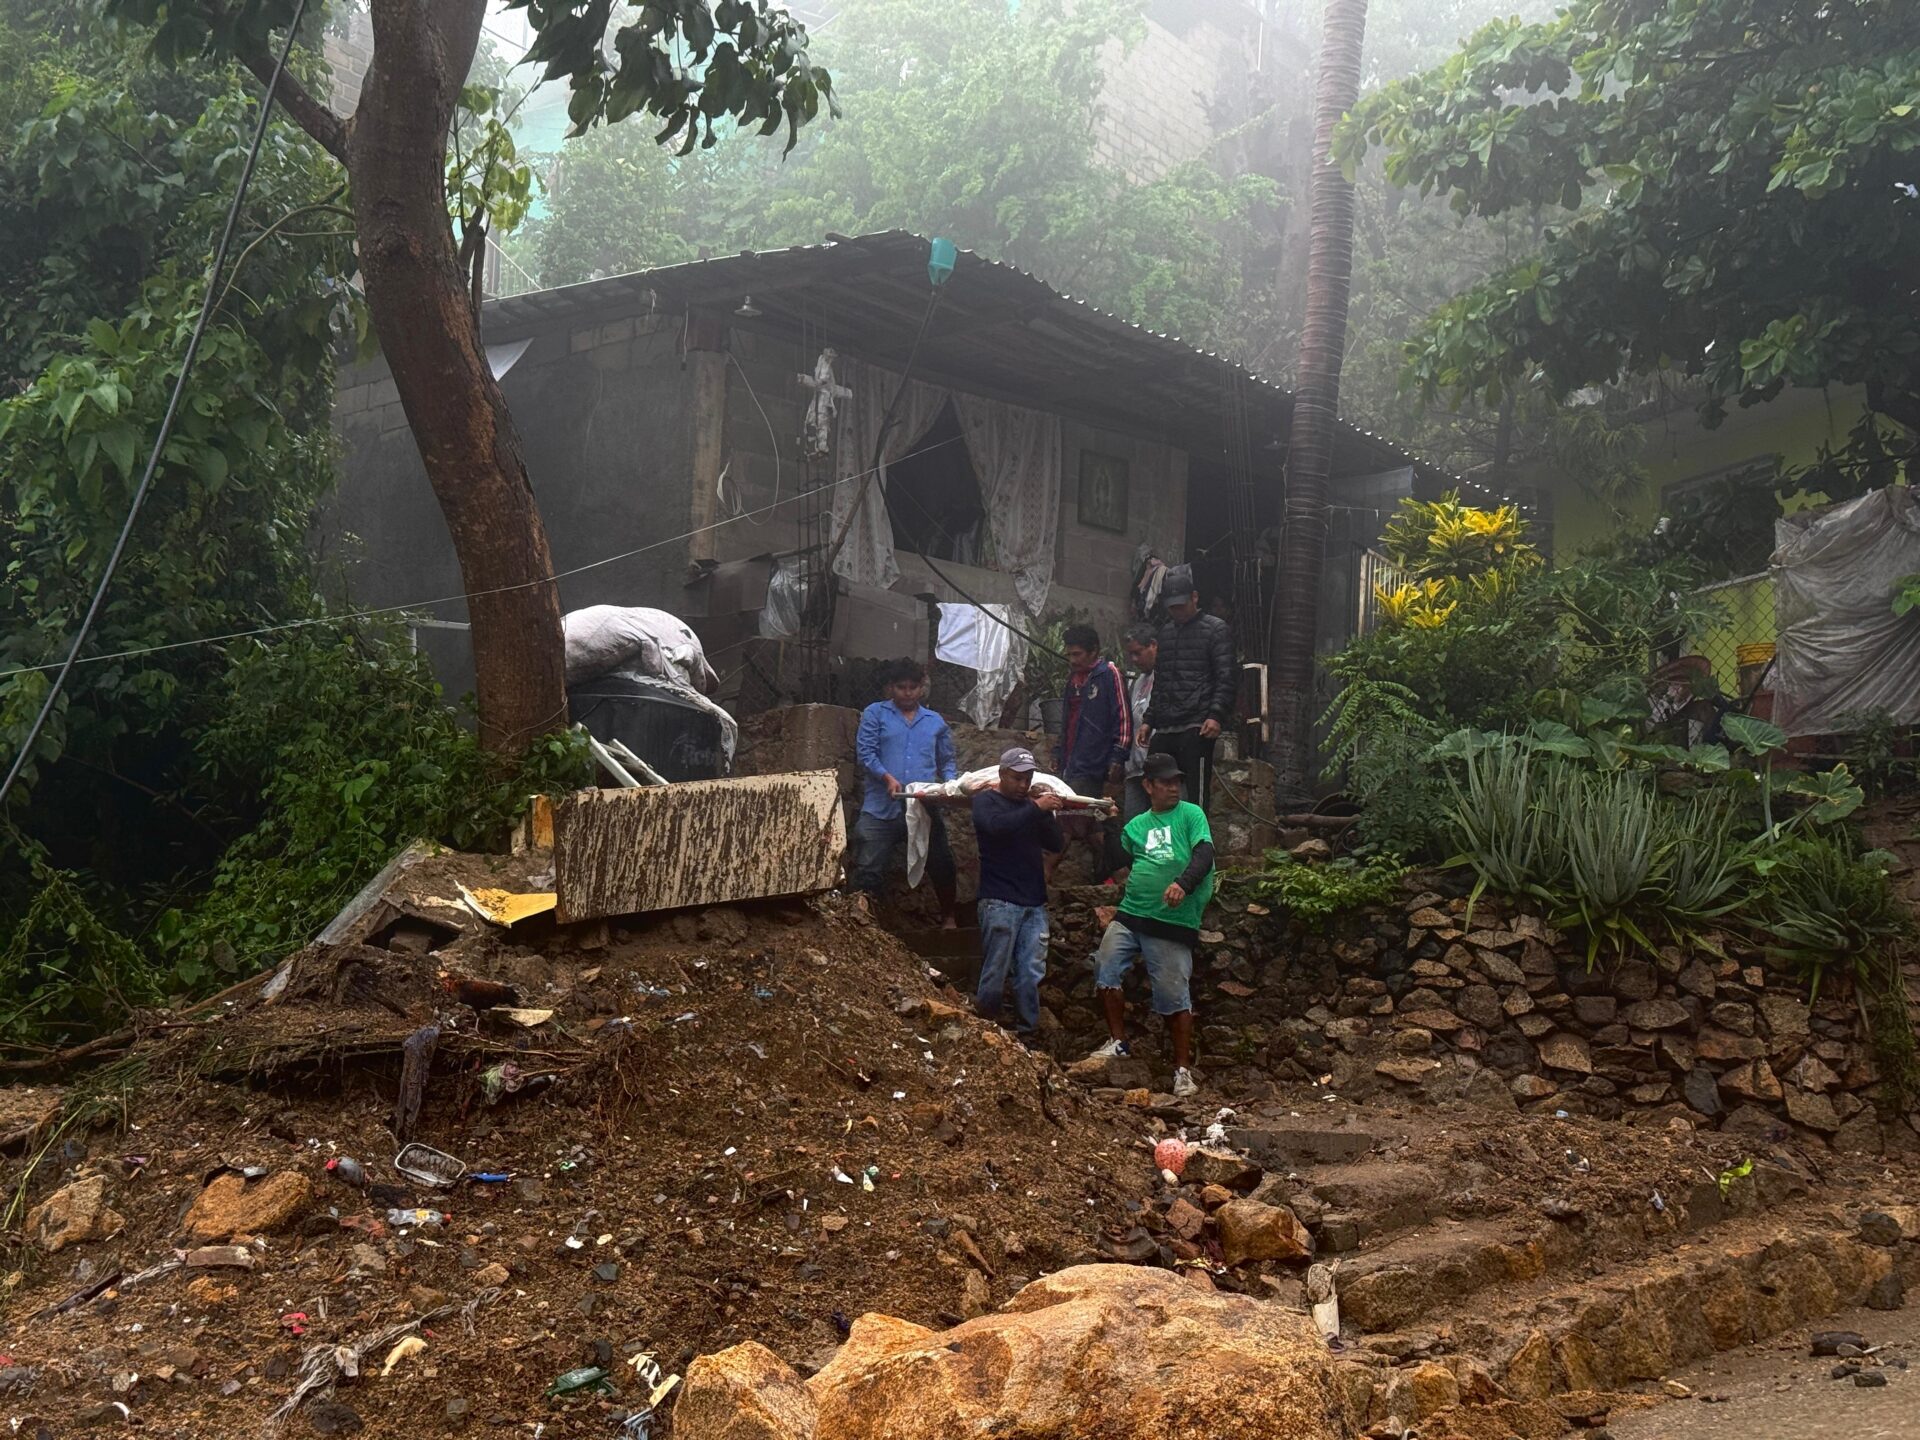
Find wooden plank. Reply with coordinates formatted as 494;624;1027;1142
552;770;846;921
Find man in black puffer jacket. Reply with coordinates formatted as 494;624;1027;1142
1144;564;1236;812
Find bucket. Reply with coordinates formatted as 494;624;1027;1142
1737;641;1777;697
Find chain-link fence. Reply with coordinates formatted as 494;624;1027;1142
1687;571;1777;703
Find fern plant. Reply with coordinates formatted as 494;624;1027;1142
1321;680;1447;857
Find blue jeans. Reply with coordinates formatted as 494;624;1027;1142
975;898;1049;1037
1094;919;1194;1015
850;810;954;894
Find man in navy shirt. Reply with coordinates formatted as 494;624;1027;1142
970;746;1064;1040
852;658;959;923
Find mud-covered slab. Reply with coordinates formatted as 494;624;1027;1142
554;771;845;921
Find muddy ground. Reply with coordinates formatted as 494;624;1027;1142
0;849;1909;1437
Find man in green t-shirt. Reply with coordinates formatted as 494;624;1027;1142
1083;752;1215;1098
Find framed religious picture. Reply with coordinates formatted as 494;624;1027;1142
1077;449;1130;533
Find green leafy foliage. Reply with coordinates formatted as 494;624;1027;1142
1319;680;1447;857
1437;731;1888;983
0;15;589;1045
519;0;1281;345
1895;574;1920;618
510;0;837;152
158;625;593;987
1339;0;1920;477
1754;835;1909;1009
1234;851;1408;929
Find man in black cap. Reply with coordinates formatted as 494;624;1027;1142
1145;563;1236;811
1085;751;1213;1097
970;746;1065;1041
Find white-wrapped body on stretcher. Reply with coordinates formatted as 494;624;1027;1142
900;767;1115;888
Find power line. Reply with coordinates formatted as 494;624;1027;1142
0;0;314;810
0;433;971;685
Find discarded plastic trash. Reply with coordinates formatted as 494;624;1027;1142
482;1062;556;1105
185;1245;256;1270
280;1312;309;1336
394;1142;466;1188
1563;1149;1591;1173
325;1156;368;1189
498;1007;556;1027
1153;1137;1188;1178
861;1166;877;1193
381;1336;427;1376
1553;1109;1570;1119
1651;1190;1666;1214
1716;1157;1754;1197
469;1172;513;1184
385;1208;447;1230
545;1365;614;1397
1305;1263;1340;1341
830;1166;854;1185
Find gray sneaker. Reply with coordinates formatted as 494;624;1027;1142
1172;1067;1198;1098
1087;1037;1131;1061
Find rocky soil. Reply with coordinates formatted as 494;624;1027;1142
3;832;1918;1439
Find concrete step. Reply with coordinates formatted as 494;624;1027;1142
1331;1204;1919;1435
1334;1158;1813;1336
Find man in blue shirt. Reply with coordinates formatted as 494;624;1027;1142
970;746;1064;1041
852;658;959;923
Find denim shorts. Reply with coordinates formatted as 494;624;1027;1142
1093;919;1193;1016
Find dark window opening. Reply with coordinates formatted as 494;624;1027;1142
886;402;989;566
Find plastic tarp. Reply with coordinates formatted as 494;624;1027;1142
562;605;737;766
1770;486;1920;736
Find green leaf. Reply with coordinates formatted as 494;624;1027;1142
1722;713;1787;757
97;423;139;481
1784;764;1864;824
1683;744;1732;774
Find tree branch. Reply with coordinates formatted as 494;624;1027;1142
234;38;350;163
214;184;351;311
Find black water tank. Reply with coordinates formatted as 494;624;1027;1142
567;674;727;782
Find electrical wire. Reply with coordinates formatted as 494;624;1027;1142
727;350;781;526
0;432;971;685
0;0;313;809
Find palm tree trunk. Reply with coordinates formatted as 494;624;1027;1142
1268;0;1370;803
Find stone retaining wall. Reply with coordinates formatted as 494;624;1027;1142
1038;875;1914;1154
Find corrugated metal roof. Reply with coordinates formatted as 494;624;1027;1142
483;230;1449;483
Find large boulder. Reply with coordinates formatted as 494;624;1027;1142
678;1343;819;1440
676;1265;1347;1440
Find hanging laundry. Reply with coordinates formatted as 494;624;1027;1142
935;602;1013;675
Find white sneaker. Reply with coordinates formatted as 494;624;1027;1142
1087;1038;1131;1061
1172;1067;1198;1098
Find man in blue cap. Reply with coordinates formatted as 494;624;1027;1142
970;746;1064;1041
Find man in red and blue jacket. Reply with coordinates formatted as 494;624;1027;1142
1053;624;1131;797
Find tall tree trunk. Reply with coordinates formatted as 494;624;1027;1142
1268;0;1370;803
348;0;565;753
